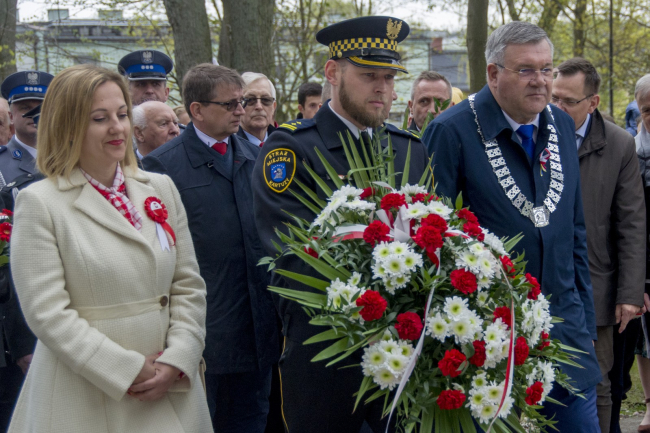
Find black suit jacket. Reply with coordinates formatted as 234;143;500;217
142;123;280;374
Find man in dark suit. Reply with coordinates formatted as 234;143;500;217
143;64;279;433
423;21;601;431
406;70;454;133
252;16;427;433
236;72;277;147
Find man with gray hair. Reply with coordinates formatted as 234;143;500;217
132;101;180;164
407;71;454;132
236;72;277;147
423;21;601;430
143;64;280;432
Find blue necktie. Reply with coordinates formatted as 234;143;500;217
516;125;535;160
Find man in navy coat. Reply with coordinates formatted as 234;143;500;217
423;21;601;431
143;64;279;433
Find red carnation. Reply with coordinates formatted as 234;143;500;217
538;331;551;350
493;306;512;328
457;208;478;224
360;187;376;199
500;256;516;276
363;221;391;247
468;340;486;367
450;269;478;295
395;312;424;340
303;237;319;258
514;336;530;365
413;226;444;251
380;193;407;212
0;222;12;242
412;193;433;204
438;349;466;378
1;209;12;217
355;290;387;321
421;214;448;234
463;222;483;240
525;381;544;405
526;273;542;299
437;389;467;410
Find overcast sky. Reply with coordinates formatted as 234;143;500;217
17;0;466;32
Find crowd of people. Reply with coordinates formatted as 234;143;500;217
0;13;649;433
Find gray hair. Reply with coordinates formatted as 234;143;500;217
132;105;147;130
635;74;650;102
410;71;452;102
241;72;276;99
485;21;554;65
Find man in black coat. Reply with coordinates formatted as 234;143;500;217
252;16;427;433
143;64;279;433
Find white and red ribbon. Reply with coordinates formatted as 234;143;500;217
144;197;176;251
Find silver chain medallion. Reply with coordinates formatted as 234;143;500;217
468;94;563;227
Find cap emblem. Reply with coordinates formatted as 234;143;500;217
26;72;39;85
142;51;153;64
386;19;402;40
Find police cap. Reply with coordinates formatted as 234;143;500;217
316;16;410;73
1;71;54;104
118;50;173;81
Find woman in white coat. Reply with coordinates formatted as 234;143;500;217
8;65;213;432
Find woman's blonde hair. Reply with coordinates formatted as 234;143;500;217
37;64;137;179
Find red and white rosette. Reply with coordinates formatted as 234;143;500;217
144;197;176;251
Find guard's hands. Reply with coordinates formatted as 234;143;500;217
132;353;161;385
16;354;33;375
616;303;642;333
642;293;650;314
128;362;181;401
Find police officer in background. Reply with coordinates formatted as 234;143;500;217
0;71;53;188
252;16;428;433
118;49;174;106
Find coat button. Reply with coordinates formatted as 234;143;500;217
160;296;168;307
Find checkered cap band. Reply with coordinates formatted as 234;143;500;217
328;38;398;58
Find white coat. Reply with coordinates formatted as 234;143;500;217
8;167;213;433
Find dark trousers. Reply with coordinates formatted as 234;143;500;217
609;319;641;433
0;355;23;433
538;384;600;432
206;367;272;433
278;337;394;433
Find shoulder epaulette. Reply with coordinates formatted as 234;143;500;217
385;123;422;141
277;118;316;134
1;172;42;193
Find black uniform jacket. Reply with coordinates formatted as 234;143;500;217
252;103;428;343
142;124;280;374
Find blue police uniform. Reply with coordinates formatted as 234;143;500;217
423;84;602;431
251;16;428;433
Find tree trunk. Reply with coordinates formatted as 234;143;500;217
218;0;276;80
161;0;212;88
537;0;563;34
504;0;520;21
467;0;488;93
573;0;587;57
0;0;17;81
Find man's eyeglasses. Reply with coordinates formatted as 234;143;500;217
198;99;247;111
494;64;553;81
243;97;275;107
550;95;594;106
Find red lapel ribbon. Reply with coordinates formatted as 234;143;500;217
144;197;176;245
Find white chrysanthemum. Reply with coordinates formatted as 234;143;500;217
389;275;411;290
398;341;415;358
476;404;498;424
384;256;406;275
477;255;497;279
386;354;409;373
330;185;363;201
471;371;488;389
343;199;376;211
456;250;480;272
400;184;428;196
426;312;450;341
483;322;506;347
379;339;401;355
373;367;400;390
381;329;393;341
482;230;507;255
484;382;504;403
450;317;474;344
428;201;453;219
404;202;430;220
373;243;391;259
468;389;486;411
499;396;514;418
403;252;423;269
361;345;386;375
371;262;387;280
443;296;470;320
389;241;410;255
468;242;487;256
348;272;362;286
476;290;489;306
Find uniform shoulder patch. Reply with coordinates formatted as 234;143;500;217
263;148;297;193
278;118;316;134
385;123;422;141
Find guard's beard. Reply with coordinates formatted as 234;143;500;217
339;77;387;128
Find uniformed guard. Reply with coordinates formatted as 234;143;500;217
0;70;53;188
251;16;429;433
118;49;174;106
